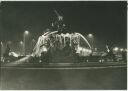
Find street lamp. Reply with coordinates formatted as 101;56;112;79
23;30;29;56
87;33;94;50
88;34;94;38
24;31;29;35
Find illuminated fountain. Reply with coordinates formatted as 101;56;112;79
32;32;92;55
32;10;92;63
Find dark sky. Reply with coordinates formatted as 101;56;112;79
0;1;127;48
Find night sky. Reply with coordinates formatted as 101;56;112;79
0;1;127;49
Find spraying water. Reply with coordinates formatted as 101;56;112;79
75;33;91;49
32;31;92;58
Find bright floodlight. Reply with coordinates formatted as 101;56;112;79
24;31;29;35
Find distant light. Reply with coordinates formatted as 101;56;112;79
120;48;124;51
24;31;29;35
94;48;97;51
113;47;119;51
99;60;102;63
88;34;93;38
39;60;42;63
20;41;23;45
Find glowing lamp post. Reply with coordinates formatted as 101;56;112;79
23;31;29;56
87;33;94;50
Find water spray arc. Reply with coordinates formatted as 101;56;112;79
32;31;92;58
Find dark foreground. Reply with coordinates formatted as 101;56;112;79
0;65;127;90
